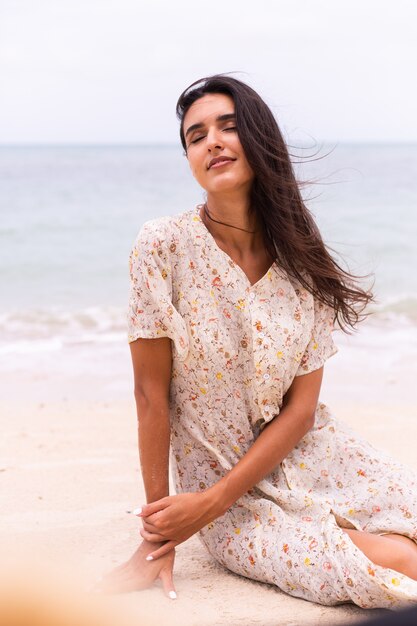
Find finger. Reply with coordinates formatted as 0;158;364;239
141;520;162;533
159;566;177;600
140;528;167;543
140;498;171;517
141;510;165;526
147;541;178;561
132;507;143;517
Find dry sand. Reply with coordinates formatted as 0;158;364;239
1;319;416;625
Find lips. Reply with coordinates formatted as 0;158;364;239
208;156;236;169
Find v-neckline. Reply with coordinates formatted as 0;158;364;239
193;205;277;289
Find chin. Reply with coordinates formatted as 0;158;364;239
205;176;249;195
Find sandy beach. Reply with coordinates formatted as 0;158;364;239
1;1;417;618
1;316;416;625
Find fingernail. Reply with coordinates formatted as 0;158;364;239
146;555;153;561
132;507;142;516
169;591;177;600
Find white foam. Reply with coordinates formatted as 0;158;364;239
0;306;127;353
0;303;416;356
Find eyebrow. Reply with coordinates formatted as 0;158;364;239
185;113;236;138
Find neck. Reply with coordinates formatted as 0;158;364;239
202;193;262;255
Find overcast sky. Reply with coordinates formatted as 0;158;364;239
1;0;416;144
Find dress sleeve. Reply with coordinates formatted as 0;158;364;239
127;222;189;361
295;296;338;376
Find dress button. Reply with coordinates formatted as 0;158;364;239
263;373;270;380
258;332;265;339
249;292;255;300
265;405;271;412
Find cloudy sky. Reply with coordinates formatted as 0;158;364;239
0;0;416;144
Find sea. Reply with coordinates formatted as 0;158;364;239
1;143;416;366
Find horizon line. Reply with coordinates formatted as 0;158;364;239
1;140;417;148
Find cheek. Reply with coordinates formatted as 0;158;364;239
236;157;254;182
232;139;253;178
188;156;206;181
241;154;255;180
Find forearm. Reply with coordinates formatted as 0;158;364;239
137;403;316;557
136;394;171;504
210;404;314;514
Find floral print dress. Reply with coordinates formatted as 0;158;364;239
127;205;417;609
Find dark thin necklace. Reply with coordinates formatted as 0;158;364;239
203;202;258;234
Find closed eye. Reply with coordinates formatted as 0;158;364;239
190;135;205;144
189;126;236;145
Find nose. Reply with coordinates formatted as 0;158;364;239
206;126;224;152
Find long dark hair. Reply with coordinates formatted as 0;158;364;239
176;74;376;333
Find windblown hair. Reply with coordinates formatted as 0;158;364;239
176;74;376;333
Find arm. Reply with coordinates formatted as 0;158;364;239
211;365;323;512
102;336;178;598
131;336;173;504
139;365;324;558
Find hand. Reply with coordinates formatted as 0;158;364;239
96;540;177;599
136;490;222;560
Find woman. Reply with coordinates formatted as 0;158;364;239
105;75;417;608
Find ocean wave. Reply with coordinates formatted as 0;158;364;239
0;298;416;355
0;306;127;355
367;293;417;323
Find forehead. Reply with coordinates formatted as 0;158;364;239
183;93;235;127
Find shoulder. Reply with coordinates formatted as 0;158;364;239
132;208;195;251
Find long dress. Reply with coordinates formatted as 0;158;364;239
127;204;417;609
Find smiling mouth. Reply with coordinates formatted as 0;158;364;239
209;159;235;170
